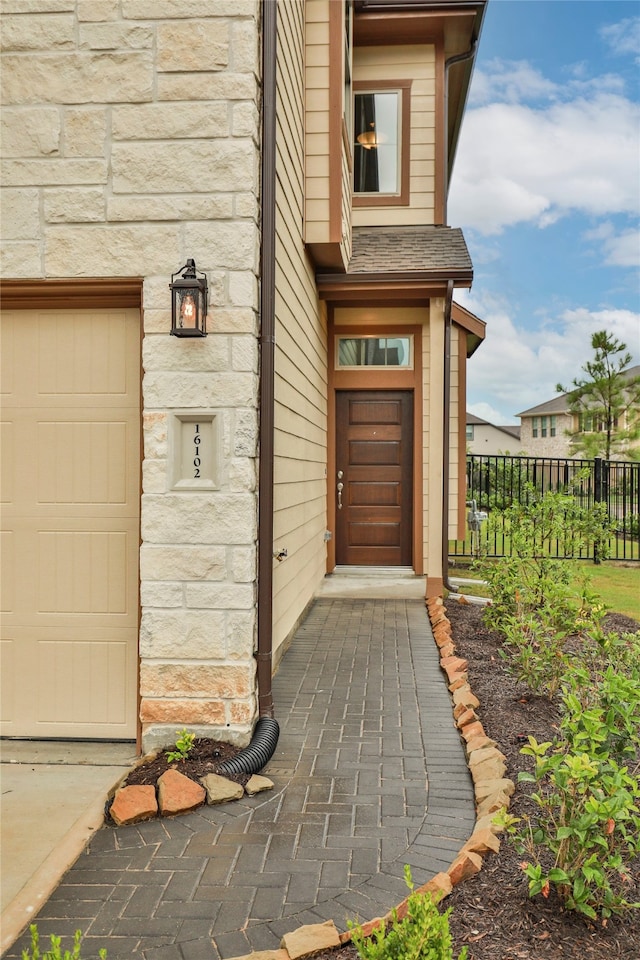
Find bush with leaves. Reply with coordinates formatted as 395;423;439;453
493;573;608;699
21;925;106;960
476;483;613;619
475;485;614;696
166;728;195;764
497;673;640;921
349;866;467;960
580;627;640;689
561;664;640;761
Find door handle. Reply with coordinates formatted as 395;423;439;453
337;480;344;510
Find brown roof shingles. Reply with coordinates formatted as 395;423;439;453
347;225;473;276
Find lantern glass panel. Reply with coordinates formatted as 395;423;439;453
177;287;199;330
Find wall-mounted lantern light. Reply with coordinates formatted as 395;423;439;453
170;259;208;337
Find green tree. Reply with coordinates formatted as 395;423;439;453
556;330;640;460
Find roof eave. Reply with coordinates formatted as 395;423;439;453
316;270;473;301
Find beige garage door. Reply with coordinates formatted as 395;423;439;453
1;308;140;739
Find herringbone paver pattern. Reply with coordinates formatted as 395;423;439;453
3;600;475;960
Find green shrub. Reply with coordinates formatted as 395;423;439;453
476;487;613;698
21;926;106;960
498;678;640;921
166;728;195;764
561;665;640;761
349;866;467;960
580;628;640;684
497;610;571;699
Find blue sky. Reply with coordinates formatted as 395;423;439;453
448;0;640;425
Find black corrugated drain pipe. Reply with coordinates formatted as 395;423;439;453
217;716;280;777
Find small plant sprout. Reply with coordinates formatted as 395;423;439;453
21;925;106;960
166;728;195;764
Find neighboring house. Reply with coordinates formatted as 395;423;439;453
518;367;640;459
517;397;574;458
1;0;487;752
466;413;521;455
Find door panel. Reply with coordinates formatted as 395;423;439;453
336;390;413;565
0;307;140;738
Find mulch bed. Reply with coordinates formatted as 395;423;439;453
121;738;250;789
313;602;640;960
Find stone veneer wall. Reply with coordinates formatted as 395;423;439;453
1;0;262;750
518;414;573;458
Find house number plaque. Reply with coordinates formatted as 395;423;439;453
171;412;218;490
193;423;202;479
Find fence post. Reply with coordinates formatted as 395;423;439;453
593;457;606;565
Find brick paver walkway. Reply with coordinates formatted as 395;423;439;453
3;599;475;960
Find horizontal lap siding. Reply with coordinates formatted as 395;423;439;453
353;45;436;227
274;0;328;658
304;3;331;244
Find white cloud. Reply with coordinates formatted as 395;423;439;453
600;16;640;62
468;401;517;426
470;58;627;107
462;292;640;422
450;92;640;235
583;222;640;267
469;60;558;105
602;229;640;268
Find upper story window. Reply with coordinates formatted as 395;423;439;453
532;415;557;439
466;424;475;441
579;413;618;433
353;80;411;206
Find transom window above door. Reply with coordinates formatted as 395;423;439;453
353;80;411;206
337;336;413;369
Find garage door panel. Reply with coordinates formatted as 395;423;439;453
6;519;139;625
37;420;129;506
0;307;140;739
0;640;16;722
0;319;15;396
1;422;14;504
38;530;129;614
1;531;14;613
37;313;130;399
37;639;129;725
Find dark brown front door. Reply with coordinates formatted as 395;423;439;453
335;390;413;566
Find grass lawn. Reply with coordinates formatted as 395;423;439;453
448;561;640;621
578;561;640;621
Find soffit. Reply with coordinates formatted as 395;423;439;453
451;299;486;356
353;3;483;55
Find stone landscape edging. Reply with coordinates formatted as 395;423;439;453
106;767;275;825
219;594;515;960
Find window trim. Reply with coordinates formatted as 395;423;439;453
353;79;411;207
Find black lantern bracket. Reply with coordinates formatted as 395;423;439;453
170;259;208;337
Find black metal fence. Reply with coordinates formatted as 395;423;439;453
450;455;640;562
